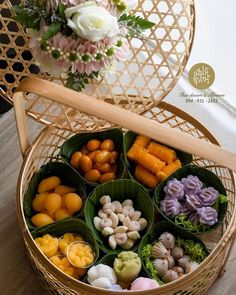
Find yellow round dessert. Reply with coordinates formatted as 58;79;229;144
58;233;84;255
35;234;59;258
50;256;86;278
67;242;95;268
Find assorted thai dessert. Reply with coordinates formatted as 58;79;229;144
141;231;207;285
93;195;148;250
31;176;83;227
127;135;182;188
113;251;141;283
87;251;158;290
26;134;227;291
87;263;122;290
70;138;119;183
130;277;159;290
160;175;228;232
35;233;95;279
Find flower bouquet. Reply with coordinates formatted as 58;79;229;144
12;0;155;91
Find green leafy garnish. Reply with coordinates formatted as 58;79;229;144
141;244;164;285
174;215;208;233
119;13;155;37
176;238;207;263
11;0;66;33
66;71;99;92
212;194;228;212
11;0;49;30
41;22;61;42
218;194;228;204
58;3;66;18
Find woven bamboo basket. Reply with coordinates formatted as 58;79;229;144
13;77;236;295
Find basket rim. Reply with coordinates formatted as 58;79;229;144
16;103;236;294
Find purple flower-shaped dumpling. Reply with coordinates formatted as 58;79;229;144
185;194;202;211
161;198;181;218
199;187;218;206
179;201;192;216
164;178;184;200
181;175;203;195
197;207;218;226
188;211;199;224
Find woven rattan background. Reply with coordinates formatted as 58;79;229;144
1;0;194;113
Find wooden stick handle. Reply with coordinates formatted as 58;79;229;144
13;91;30;156
15;77;236;171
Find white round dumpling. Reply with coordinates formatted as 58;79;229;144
87;264;117;285
91;277;112;289
87;265;100;284
97;264;117;284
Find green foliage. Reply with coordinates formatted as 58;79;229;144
174;195;228;233
58;3;66;18
11;0;49;30
11;0;66;33
66;71;99;92
42;22;62;42
176;238;208;263
174;215;208;233
218;194;228;204
119;13;155;37
212;194;228;212
141;244;164;285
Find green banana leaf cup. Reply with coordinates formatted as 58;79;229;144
60;128;125;188
154;165;228;234
138;221;209;285
123;131;193;191
24;162;86;230
84;179;154;254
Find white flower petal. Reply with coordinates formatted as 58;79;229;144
64;1;120;42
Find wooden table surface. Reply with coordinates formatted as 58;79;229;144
0;109;236;295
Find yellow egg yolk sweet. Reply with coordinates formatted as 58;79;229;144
35;234;59;258
58;233;84;255
50;256;86;278
67;242;95;268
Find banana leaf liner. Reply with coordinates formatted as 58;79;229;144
154;164;228;234
24;162;86;230
31;218;100;276
97;253;117;266
84;179;154;254
123;131;193;191
60;128;125;187
138;221;209;285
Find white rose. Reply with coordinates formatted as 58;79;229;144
65;1;120;42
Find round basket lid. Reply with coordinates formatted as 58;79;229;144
0;0;194;122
